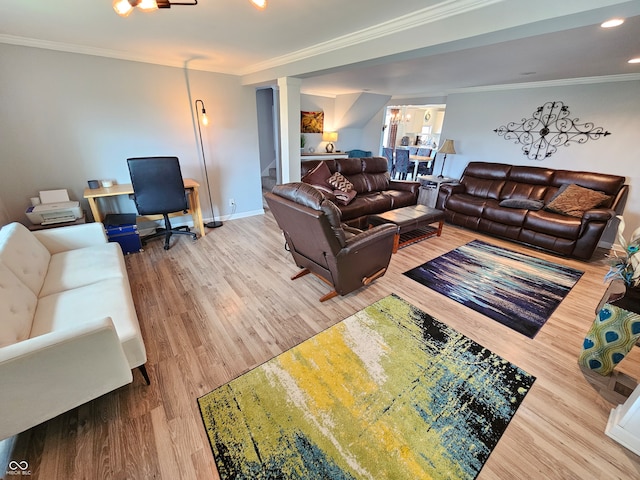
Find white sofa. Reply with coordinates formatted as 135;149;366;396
0;222;147;440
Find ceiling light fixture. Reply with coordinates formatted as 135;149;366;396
251;0;267;9
601;18;624;28
113;0;198;17
629;58;640;64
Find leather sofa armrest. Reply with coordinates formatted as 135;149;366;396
440;183;465;195
437;183;465;209
582;209;615;223
579;208;615;238
342;224;363;236
389;180;420;195
343;224;397;254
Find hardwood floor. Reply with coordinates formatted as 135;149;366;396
2;210;640;479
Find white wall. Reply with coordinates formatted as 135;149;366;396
439;80;640;236
300;95;336;154
300;93;388;156
0;44;264;226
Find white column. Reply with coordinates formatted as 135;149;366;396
606;382;640;455
277;77;301;183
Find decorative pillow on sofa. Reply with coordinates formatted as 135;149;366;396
333;189;357;206
499;198;544;210
327;172;354;193
301;161;332;186
544;183;611;217
309;184;336;201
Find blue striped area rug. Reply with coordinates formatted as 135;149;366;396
404;240;584;338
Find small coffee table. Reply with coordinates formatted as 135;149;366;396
368;204;445;253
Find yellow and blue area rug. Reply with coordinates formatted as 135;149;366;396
198;294;535;479
404;240;583;338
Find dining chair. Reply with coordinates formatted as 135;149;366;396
416;148;433;175
383;147;395;177
394;148;411;180
127;156;198;250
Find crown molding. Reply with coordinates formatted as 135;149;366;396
0;0;501;76
0;34;239;75
388;73;640;100
239;0;502;75
445;73;640;94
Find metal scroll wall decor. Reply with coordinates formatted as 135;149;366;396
493;101;611;160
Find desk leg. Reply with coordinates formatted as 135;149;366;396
87;197;103;223
189;186;205;237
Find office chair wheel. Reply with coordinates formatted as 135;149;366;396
191;233;197;241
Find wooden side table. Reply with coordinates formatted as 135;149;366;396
417;175;457;208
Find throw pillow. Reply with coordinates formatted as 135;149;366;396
301;161;332;187
499;198;545;210
333;189;357;206
310;184;336;201
327;172;354;193
544;183;611;217
546;183;570;204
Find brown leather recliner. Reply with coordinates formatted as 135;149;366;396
265;183;397;302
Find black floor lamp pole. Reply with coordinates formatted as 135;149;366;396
195;99;222;229
437;153;447;178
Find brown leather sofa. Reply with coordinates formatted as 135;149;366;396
300;157;419;229
438;162;628;260
265;183;397;301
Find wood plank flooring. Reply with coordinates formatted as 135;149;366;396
2;209;640;479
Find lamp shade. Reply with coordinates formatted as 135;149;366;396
322;132;338;142
438;139;456;155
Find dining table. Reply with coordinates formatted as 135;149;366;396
409;155;433;180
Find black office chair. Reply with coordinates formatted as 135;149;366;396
127;156;197;250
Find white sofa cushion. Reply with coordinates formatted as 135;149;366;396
0;223;50;296
39;243;125;298
0;263;38;347
32;278;146;368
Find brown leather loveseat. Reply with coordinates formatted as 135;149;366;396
300;157;419;229
438;162;627;259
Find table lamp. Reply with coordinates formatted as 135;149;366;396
323;132;338;153
436;139;456;178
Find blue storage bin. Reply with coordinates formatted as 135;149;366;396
104;214;142;254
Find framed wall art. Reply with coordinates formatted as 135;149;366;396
301;111;324;133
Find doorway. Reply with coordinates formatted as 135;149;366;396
256;87;280;194
383;104;446;150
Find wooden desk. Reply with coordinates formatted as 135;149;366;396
83;178;205;237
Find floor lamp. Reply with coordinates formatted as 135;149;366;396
436;139;456;178
195;99;223;228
